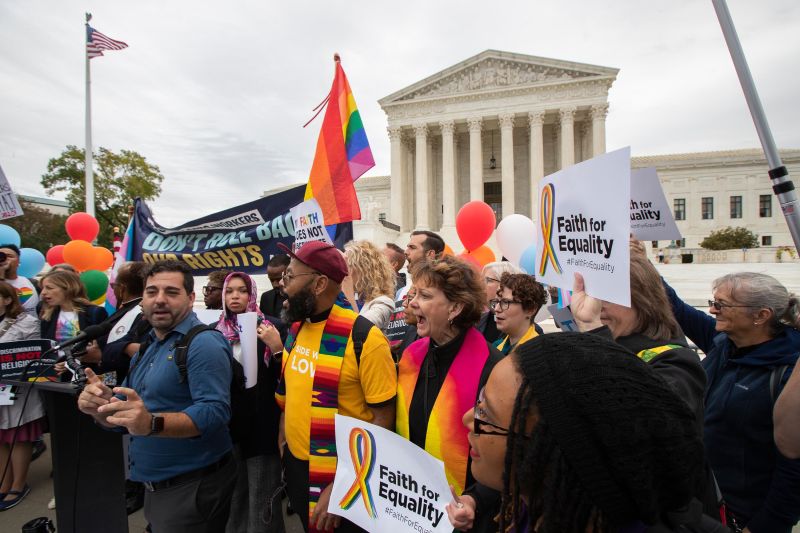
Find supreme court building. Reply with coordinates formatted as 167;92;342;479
348;49;796;256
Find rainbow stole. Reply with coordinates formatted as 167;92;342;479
278;304;358;530
395;328;489;494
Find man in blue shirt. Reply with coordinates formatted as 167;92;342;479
78;260;235;532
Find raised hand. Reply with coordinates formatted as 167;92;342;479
446;485;476;531
571;272;604;331
77;368;113;418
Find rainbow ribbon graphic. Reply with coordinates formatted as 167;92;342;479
338;427;378;518
539;183;562;276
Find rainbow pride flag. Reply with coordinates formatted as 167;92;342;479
304;54;374;225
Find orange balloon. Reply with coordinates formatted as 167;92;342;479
469;245;496;267
90;246;114;271
443;244;454;257
62;240;95;272
457;252;482;272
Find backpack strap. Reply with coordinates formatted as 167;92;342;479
636;344;683;364
770;364;791;404
173;325;219;384
351;315;375;366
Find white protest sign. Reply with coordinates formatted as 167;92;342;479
630;167;682;241
330;415;452;533
236;312;259;388
0;164;23;221
290;198;333;250
536;147;631;306
107;306;142;343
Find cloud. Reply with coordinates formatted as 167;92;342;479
1;0;798;226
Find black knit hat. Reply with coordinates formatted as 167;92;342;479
513;332;704;526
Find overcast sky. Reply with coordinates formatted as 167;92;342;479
2;1;798;227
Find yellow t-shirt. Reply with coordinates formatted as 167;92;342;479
277;319;397;461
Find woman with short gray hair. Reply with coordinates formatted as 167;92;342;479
664;272;800;532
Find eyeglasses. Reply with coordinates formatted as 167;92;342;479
281;272;319;284
202;286;222;296
708;299;755;311
484;276;500;285
473;387;509;436
489;298;522;312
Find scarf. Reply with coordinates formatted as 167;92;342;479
494;324;539;355
277;303;358;531
396;327;489;494
216;272;265;343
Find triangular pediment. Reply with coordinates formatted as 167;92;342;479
380;49;618;106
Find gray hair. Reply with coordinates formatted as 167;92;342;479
482;261;523;278
713;272;800;331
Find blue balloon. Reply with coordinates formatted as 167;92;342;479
0;224;21;247
18;248;46;278
519;244;538;275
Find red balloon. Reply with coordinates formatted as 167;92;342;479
456;201;496;251
65;212;100;242
46;245;66;266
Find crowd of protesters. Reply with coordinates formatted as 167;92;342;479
0;232;798;533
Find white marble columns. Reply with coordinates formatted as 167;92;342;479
386;103;608;231
591;103;609;156
414;124;429;230
440;120;456;229
388;126;406;230
499;113;515;218
559;106;576;169
468;117;483;201
528;111;545;220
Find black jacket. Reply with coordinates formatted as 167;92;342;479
259;289;285;319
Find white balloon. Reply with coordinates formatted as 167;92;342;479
496;214;536;266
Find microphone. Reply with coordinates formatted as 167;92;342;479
45;322;114;360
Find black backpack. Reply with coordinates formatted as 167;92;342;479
131;325;248;433
283;315;375;366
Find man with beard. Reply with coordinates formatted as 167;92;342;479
274;241;397;533
78;260;236;532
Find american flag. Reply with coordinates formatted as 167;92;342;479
86;25;128;59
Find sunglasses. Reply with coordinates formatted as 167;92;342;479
473;387;509;436
202;286;222;296
707;299;754;311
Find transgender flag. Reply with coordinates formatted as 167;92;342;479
304;54;375;225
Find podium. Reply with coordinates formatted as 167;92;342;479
37;381;128;533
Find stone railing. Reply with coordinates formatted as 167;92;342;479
656;246;799;264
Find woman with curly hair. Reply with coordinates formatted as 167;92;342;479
458;333;716;533
398;256;504;532
491;273;547;355
343;240;396;330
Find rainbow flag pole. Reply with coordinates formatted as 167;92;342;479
304;54;375;226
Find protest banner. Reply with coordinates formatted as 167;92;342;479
630;167;682;241
0;164;23;221
0;340;57;383
290;197;334;250
536;147;631;306
131;184;352;275
330;415;452;533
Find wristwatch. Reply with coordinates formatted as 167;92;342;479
148;415;164;436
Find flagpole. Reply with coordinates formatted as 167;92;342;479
712;0;800;253
84;12;95;218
